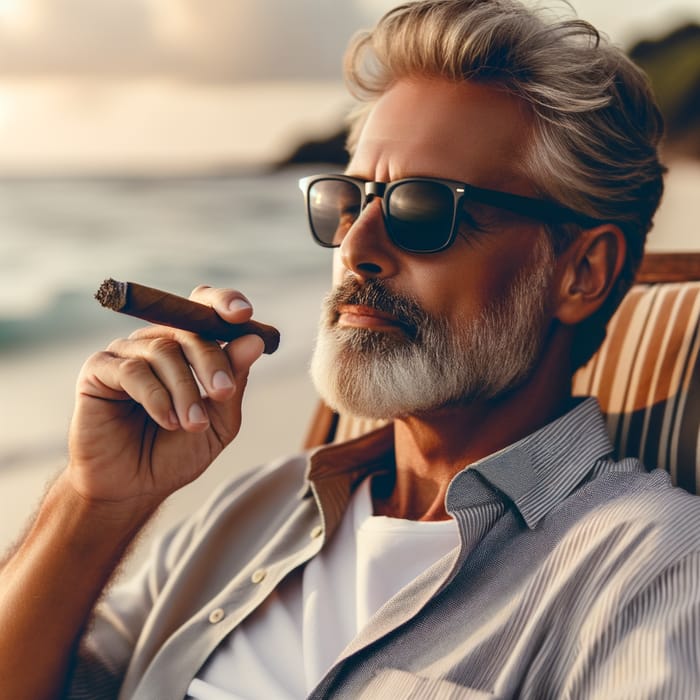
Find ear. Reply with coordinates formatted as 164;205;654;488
554;224;626;326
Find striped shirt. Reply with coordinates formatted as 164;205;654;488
72;398;700;699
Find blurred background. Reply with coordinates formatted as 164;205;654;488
1;0;699;562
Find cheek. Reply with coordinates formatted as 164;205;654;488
405;266;480;321
416;247;531;319
469;234;543;294
331;250;345;287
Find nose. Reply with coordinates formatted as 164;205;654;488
337;197;399;282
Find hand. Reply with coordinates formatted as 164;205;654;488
67;286;266;517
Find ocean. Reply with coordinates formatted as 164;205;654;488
0;166;338;553
0;166;334;487
2;158;698;361
0;165;331;364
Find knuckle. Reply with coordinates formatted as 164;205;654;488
105;337;126;352
172;371;199;395
92;349;115;364
146;336;182;357
199;342;227;363
144;382;169;405
119;357;148;378
128;327;150;340
78;350;111;377
190;284;212;298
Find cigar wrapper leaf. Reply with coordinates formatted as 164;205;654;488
95;279;280;354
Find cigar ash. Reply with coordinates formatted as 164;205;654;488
95;278;128;311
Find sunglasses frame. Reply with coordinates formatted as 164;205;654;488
299;173;601;254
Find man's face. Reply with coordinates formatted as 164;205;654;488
310;78;556;419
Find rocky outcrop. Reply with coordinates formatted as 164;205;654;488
275;126;350;169
630;23;700;159
278;22;700;168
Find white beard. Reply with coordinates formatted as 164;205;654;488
309;235;554;420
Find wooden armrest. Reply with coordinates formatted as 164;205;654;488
636;252;700;283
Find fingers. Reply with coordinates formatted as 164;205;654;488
209;334;265;437
188;285;254;324
125;327;236;400
82;338;210;432
225;334;266;380
81;330;265;434
79;285;267;435
81;351;183;431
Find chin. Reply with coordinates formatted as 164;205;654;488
309;325;505;420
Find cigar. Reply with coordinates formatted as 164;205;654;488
95;279;280;354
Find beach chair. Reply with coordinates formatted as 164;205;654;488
304;252;700;495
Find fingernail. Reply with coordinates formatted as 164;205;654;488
212;370;234;391
169;410;180;427
229;298;252;313
188;403;208;424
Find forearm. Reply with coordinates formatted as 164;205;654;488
0;285;265;699
0;471;155;700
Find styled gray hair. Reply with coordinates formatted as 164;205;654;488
344;0;666;368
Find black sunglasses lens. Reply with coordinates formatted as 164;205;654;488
386;181;455;252
307;179;361;247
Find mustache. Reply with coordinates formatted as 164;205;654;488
325;278;429;338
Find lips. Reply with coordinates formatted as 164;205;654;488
336;304;407;332
326;279;422;339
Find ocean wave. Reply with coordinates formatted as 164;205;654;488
0;170;330;352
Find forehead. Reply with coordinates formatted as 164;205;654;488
349;78;534;193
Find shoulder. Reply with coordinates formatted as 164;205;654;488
548;464;700;588
524;467;700;653
560;471;700;692
583;465;700;534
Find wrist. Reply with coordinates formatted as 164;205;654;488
49;471;158;547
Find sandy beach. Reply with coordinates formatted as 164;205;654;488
1;158;698;575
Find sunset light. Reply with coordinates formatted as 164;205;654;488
0;0;21;18
0;0;694;173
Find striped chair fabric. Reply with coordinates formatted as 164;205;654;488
305;254;700;495
572;280;700;494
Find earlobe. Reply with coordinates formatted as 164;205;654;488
555;225;626;325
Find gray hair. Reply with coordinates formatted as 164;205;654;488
344;0;666;368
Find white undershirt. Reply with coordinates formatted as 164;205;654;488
187;478;459;700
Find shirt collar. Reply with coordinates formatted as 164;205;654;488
304;396;614;534
304;422;395;540
446;397;614;528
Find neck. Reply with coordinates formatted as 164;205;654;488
373;331;574;521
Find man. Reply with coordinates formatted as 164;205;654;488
1;0;698;698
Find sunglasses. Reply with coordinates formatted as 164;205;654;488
298;174;599;254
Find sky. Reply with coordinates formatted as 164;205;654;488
0;0;698;174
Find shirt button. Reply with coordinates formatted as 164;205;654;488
310;525;324;539
251;568;267;584
208;608;225;624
